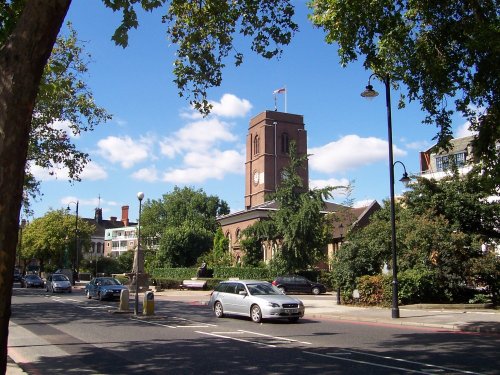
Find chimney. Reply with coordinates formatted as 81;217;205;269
110;216;117;223
121;205;129;226
94;208;103;224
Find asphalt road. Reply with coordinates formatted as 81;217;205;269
8;285;500;374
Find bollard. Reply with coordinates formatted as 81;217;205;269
119;289;130;312
143;291;154;315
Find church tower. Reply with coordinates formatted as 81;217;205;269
245;111;308;209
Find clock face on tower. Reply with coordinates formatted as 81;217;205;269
253;170;260;185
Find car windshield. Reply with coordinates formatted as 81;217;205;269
247;283;282;296
52;275;68;281
101;278;121;286
26;275;39;280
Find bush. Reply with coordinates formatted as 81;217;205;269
212;267;272;280
356;275;390;306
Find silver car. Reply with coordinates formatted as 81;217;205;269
46;273;72;293
209;280;305;323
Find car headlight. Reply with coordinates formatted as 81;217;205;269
267;302;280;308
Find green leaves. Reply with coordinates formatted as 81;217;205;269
309;0;499;173
140;186;229;267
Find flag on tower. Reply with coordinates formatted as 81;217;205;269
273;86;287;112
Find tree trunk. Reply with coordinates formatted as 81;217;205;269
0;1;71;372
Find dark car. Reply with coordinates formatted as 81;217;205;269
272;275;327;295
13;269;22;282
20;274;44;288
46;273;72;293
85;277;128;301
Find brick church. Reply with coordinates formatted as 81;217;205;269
217;110;379;268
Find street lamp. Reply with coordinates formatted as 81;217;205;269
17;219;27;268
394;161;411;187
67;201;79;282
134;192;145;316
361;73;401;318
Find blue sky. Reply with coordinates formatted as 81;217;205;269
27;1;472;223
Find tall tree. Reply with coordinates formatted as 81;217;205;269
404;174;500;239
24;23;111;212
0;1;297;369
244;143;338;274
20;209;95;273
140;187;230;268
309;0;499;177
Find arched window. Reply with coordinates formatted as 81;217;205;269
253;134;260;155
281;132;289;154
226;231;232;252
235;228;241;242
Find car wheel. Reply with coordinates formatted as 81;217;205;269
312;287;320;295
288;317;299;323
86;290;92;299
98;292;104;301
278;286;286;294
251;305;262;323
214;301;224;318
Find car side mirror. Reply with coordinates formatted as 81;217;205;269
238;291;247;296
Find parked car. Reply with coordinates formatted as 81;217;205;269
272;275;327;295
209;280;305;323
13;269;22;282
85;277;128;301
46;273;72;293
20;274;44;288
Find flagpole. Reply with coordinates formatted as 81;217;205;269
285;85;287;113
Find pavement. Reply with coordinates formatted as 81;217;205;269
7;287;500;374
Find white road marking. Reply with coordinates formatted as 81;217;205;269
238;329;312;345
339;349;483;375
196;331;277;347
304;351;436;374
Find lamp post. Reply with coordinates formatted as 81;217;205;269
134;192;145;316
336;223;344;305
361;73;400;318
18;219;27;268
66;200;79;282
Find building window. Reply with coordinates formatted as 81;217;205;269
253;135;260;155
436;152;467;171
281;132;289;154
455;151;466;167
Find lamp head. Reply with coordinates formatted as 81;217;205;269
137;192;145;201
399;172;411;187
361;84;379;98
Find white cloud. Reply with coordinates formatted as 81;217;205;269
309;177;350;190
50;119;79;139
455;121;477;138
159;118;237;158
309;135;406;174
405;140;431;151
131;167;160;182
353;199;378;208
210;94;252;118
29;164;65;181
80;161;107;180
310;177;352;199
97;135;152;168
162;149;245;184
29;160;107;181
